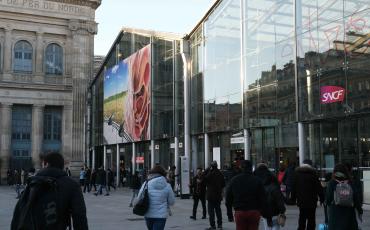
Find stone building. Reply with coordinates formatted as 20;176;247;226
0;0;101;181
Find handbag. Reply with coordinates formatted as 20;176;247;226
133;181;149;216
277;214;286;227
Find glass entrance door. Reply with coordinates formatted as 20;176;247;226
251;127;277;170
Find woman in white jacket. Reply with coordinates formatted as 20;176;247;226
138;165;175;230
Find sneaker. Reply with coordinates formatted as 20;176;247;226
217;226;223;230
228;217;234;222
202;216;207;219
190;216;196;220
104;193;110;196
205;227;216;230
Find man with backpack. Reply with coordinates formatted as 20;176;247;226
292;159;324;230
325;163;363;230
11;152;88;230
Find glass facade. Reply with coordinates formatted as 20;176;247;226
90;1;370;202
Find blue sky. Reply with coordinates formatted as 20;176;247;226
104;62;128;99
94;0;215;56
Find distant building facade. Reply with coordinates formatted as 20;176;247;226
0;0;101;181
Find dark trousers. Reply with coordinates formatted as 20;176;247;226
90;182;97;191
192;196;206;218
234;210;260;230
208;200;222;227
226;203;233;221
298;207;316;230
145;218;167;230
83;181;91;193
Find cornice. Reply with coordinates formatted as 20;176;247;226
46;0;101;9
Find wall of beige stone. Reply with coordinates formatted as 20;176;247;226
0;0;101;182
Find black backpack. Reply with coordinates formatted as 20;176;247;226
11;176;67;230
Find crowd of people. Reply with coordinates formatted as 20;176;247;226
7;152;364;230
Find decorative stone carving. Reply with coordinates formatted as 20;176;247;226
69;19;98;35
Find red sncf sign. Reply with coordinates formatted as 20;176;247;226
321;86;345;104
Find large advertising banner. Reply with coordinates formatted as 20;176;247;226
103;45;151;144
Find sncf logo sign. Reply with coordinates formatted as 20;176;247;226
321;86;345;104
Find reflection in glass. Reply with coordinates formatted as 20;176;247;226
204;0;242;132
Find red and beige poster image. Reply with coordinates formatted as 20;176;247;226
103;45;151;144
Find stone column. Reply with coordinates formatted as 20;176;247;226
31;105;44;169
3;28;12;81
68;20;97;170
0;103;12;183
34;32;44;83
62;105;73;166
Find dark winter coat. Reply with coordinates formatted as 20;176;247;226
204;168;225;202
96;169;106;185
85;169;91;183
130;174;142;189
225;171;267;212
292;165;324;208
326;179;363;230
282;164;295;189
254;166;285;217
11;167;88;230
190;173;206;198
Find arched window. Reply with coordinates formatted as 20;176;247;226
14;40;33;73
45;43;63;75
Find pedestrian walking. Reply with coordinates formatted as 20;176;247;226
7;169;13;185
189;168;207;220
107;168;116;191
292;159;324;230
254;163;286;230
168;165;177;191
282;162;296;203
94;166;109;196
129;171;142;207
277;165;285;185
120;167;127;187
90;168;97;191
325;163;363;230
224;163;241;222
204;161;225;230
11;152;88;230
226;160;267;230
137;165;175;230
79;167;86;187
65;167;72;176
83;166;92;193
14;169;22;199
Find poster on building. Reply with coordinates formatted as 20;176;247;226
103;45;151;144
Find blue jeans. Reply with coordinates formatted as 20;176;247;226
145;218;167;230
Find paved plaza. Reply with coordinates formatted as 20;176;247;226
0;186;369;230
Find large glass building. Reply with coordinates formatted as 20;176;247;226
89;1;370;202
